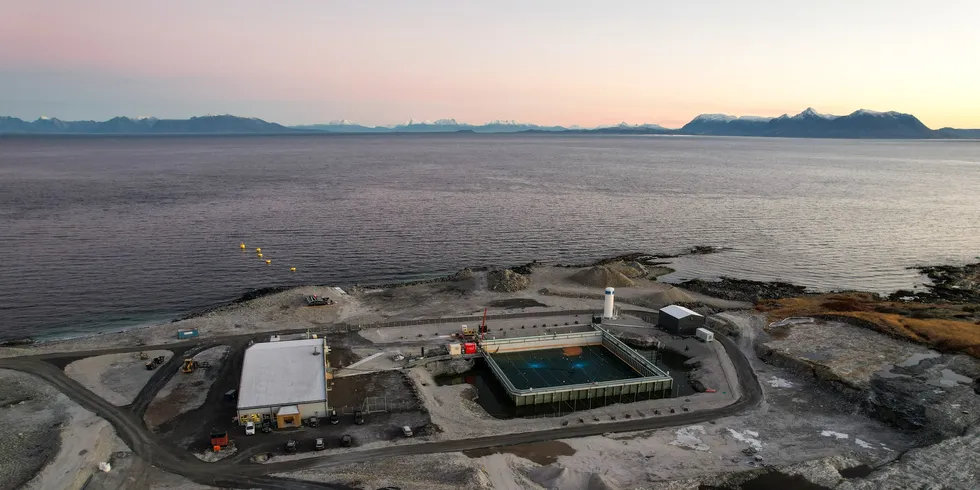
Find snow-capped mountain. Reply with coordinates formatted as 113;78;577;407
682;113;772;135
681;108;935;138
790;107;838;120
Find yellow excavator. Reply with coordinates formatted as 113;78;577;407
181;358;211;373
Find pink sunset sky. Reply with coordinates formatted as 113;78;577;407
1;0;978;128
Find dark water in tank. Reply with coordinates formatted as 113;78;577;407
1;134;978;340
435;348;696;419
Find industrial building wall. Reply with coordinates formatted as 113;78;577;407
658;312;679;333
298;401;329;419
237;399;328;425
678;316;703;335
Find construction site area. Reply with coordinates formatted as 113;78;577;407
2;256;977;489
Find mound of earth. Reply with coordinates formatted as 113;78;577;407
527;464;621;490
488;269;531;292
569;266;636;288
651;287;697;304
607;261;648;279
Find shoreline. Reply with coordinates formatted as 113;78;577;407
4;250;974;349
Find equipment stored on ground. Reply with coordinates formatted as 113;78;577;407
696;328;714;342
354;410;365;425
210;430;229;447
305;295;334;306
181;358;211;373
340;434;352;447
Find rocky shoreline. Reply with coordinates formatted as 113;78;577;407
890;261;980;303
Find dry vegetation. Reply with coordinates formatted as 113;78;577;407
758;292;980;358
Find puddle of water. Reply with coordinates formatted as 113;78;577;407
898;351;941;367
463;440;576;465
839;464;874;479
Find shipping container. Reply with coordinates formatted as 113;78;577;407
177;328;199;339
695;328;714;343
448;343;462;356
463;342;477;354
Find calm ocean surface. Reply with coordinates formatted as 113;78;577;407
1;134;978;341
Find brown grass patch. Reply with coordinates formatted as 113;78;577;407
759;293;980;359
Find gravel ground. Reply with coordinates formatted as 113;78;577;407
64;350;173;406
144;345;231;428
275;452;489;489
23;404;116;490
0;369;69;490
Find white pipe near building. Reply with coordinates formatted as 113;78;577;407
603;287;615;318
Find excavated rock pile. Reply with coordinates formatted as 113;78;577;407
569;266;636;288
487;269;531;292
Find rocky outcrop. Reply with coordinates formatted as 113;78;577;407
487;269;531;292
679;278;807;303
865;353;980;442
612;331;662;349
836;431;980;490
425;359;476;377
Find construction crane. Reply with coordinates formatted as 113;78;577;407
480;307;488;340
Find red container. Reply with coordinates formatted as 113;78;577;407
463;342;477;354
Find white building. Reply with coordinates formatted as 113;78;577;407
236;338;330;428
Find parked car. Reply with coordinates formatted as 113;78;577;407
315;437;325;450
307;416;319;428
402;426;413;437
244;422;255;436
354;410;365;425
340;434;352;447
329;410;339;425
285;440;297;453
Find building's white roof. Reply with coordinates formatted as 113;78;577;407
660;305;703;319
238;339;327;410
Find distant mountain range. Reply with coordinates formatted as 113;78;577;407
0;115;291;134
1;109;977;139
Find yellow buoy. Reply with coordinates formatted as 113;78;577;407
239;242;246;250
255;247;261;252
290;267;297;272
257;253;263;258
265;259;271;264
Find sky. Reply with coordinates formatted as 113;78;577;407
1;0;978;128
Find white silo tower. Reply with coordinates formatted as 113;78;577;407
603;287;616;319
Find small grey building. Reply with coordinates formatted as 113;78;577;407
658;305;704;335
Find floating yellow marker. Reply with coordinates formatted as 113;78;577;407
239;242;246;250
257;253;263;258
255;247;262;252
290;267;297;272
265;259;272;264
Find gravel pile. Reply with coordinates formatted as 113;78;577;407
487;269;530;292
569;266;636;288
